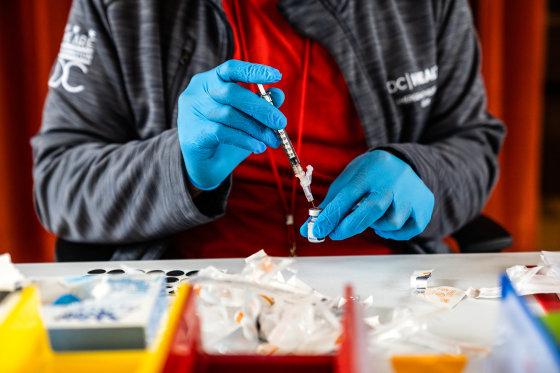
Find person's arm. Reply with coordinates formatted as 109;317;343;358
32;1;284;244
302;0;504;243
381;0;505;240
31;0;208;244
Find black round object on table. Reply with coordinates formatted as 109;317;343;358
166;270;185;276
107;269;125;274
87;269;106;274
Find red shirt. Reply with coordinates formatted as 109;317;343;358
175;0;397;258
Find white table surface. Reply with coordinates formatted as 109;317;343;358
16;252;540;350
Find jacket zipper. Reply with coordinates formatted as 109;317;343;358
168;50;191;121
169;2;234;122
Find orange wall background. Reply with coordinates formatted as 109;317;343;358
0;0;547;262
0;0;73;262
475;0;547;253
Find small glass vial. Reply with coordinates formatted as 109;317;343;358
308;207;325;243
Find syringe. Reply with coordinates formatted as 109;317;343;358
257;84;315;205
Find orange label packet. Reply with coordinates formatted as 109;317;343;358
420;286;466;309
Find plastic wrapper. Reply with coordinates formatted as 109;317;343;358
367;307;489;373
192;250;342;355
506;265;560;295
465;287;501;299
0;253;25;291
420;286;466;309
487;274;560;373
0;254;26;326
410;270;466;308
540;251;560;271
467;254;560;299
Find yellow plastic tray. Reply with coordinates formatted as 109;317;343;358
0;284;190;373
0;287;51;373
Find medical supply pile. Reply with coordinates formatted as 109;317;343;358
186;250;560;372
1;251;560;373
401;252;560;373
191;250;341;355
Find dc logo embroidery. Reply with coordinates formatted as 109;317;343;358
48;25;96;93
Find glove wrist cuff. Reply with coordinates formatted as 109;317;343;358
187;175;222;191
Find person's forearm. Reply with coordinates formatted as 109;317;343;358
32;128;227;243
381;121;503;240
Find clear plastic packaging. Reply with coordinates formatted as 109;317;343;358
368;308;490;373
506;265;560;295
0;253;25;291
192;250;341;355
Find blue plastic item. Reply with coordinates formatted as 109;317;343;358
301;150;434;241
177;60;286;190
52;294;80;305
488;273;560;372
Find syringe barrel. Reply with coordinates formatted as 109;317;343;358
276;129;300;165
258;84;303;178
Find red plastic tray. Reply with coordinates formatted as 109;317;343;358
162;285;365;373
535;293;560;313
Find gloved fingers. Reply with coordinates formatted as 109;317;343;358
318;152;373;210
312;186;365;239
205;104;281;148
374;214;424;241
412;186;435;231
316;188;337;211
414;198;434;233
207;123;267;154
210;82;287;130
316;170;355;210
215;60;282;84
370;200;412;232
328;191;392;240
266;87;285;108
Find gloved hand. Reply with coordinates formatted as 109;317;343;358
178;60;286;190
300;150;434;241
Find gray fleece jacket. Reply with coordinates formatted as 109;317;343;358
32;0;505;259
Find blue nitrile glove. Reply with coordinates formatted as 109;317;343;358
300;150;434;241
177;60;286;190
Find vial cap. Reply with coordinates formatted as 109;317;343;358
309;207;322;217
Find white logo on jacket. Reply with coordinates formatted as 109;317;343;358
386;65;438;108
48;25;96;93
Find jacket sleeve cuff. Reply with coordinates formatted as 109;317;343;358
163;130;231;228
